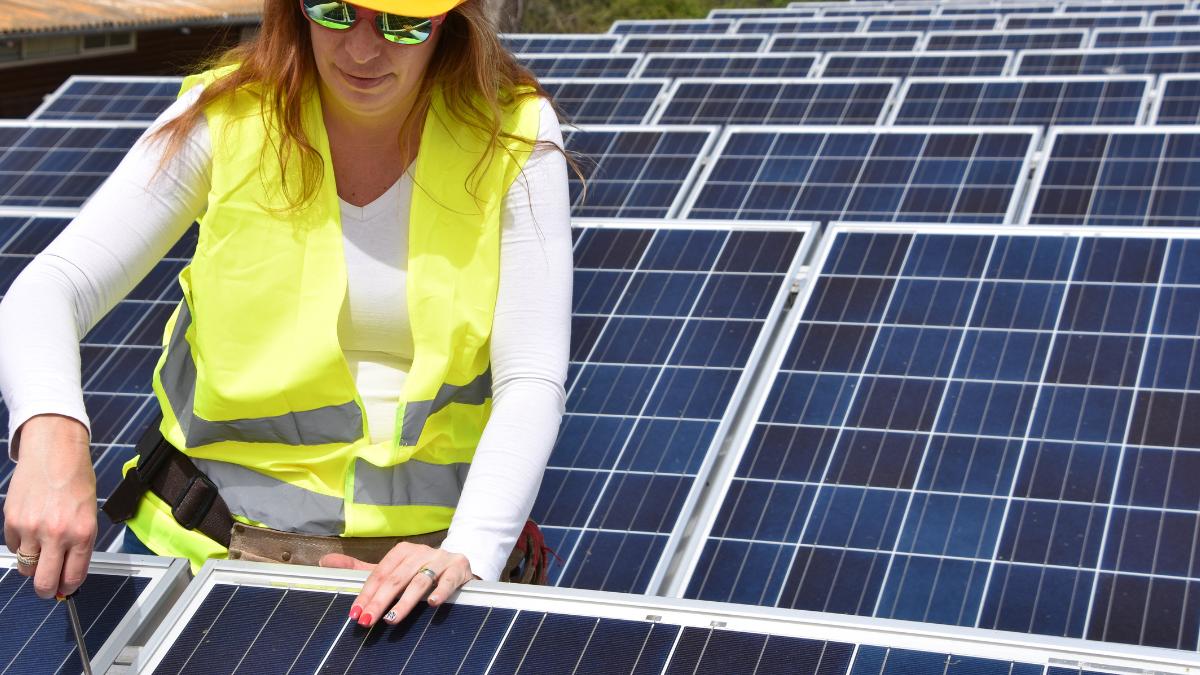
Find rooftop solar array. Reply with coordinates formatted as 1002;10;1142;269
7;0;1200;670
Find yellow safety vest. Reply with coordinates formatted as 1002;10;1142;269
122;66;540;568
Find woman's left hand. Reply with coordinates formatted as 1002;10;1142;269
319;543;478;627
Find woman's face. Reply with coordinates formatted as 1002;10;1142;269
308;7;441;122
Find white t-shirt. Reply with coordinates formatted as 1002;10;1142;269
0;85;573;581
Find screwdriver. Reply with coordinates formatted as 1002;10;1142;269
55;593;93;675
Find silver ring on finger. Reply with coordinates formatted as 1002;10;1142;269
416;567;437;583
15;550;40;567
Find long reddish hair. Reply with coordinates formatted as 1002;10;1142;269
150;0;564;210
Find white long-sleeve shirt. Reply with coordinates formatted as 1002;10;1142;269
0;85;572;581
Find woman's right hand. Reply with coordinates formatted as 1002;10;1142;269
3;414;96;598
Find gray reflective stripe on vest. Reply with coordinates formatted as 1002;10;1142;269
160;301;363;447
192;458;345;535
399;370;493;446
353;458;470;508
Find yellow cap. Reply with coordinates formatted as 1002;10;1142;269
354;0;463;17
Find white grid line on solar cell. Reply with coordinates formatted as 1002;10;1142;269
709;7;818;20
1091;25;1200;47
732;17;867;34
666;222;1200;652
501;33;623;54
922;28;1089;51
1018;125;1200;228
515;53;643;78
1014;45;1200;75
885;75;1155;126
541;218;813;594
1003;10;1150;29
864;14;1001;31
1151;9;1200;24
678;124;1041;225
815;50;1013;79
564;125;719;219
541;78;670;126
607;18;735;35
1150;73;1200;123
138;559;1200;675
651;77;899;126
633;52;821;79
28;75;183;122
617;34;769;55
767;31;923;54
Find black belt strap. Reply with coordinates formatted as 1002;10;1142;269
102;414;234;548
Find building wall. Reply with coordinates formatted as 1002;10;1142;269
2;24;250;119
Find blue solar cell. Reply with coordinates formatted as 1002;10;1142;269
1152;10;1200;25
543;79;666;125
0;124;145;208
892;78;1149;126
1093;26;1200;46
821;7;935;18
503;34;620;54
541;225;805;592
1155;75;1200;122
1066;1;1186;11
685;128;1035;224
1006;12;1148;29
34;77;182;122
0;566;149;673
736;18;865;34
611;19;734;34
867;16;998;32
1017;47;1200;75
822;52;1009;78
1028;129;1200;227
925;30;1087;51
942;4;1057;15
711;8;816;20
768;32;921;53
638;54;818;78
517;54;641;78
657;79;894;125
683;228;1200;651
619;35;766;54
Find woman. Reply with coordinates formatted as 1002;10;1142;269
0;0;571;629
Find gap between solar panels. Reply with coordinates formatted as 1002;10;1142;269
135;559;1200;674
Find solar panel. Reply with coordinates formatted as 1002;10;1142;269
682;126;1038;225
637;53;819;79
924;29;1088;52
654;78;896;126
1022;127;1200;227
710;7;818;20
820;51;1011;78
821;7;937;18
890;76;1151;127
517;54;642;79
767;32;923;54
563;127;717;219
618;35;767;55
1092;26;1200;46
29;76;181;122
0;553;186;674
673;223;1200;652
1016;47;1200;76
1152;74;1200;123
139;561;1200;675
1003;11;1149;29
609;19;734;35
502;33;621;54
1151;10;1200;25
940;4;1059;15
0;122;147;209
734;17;867;34
1064;1;1188;11
865;15;999;32
542;78;667;125
533;220;810;592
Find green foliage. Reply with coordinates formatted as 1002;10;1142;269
520;0;814;33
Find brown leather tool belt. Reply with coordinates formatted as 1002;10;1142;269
103;413;551;585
